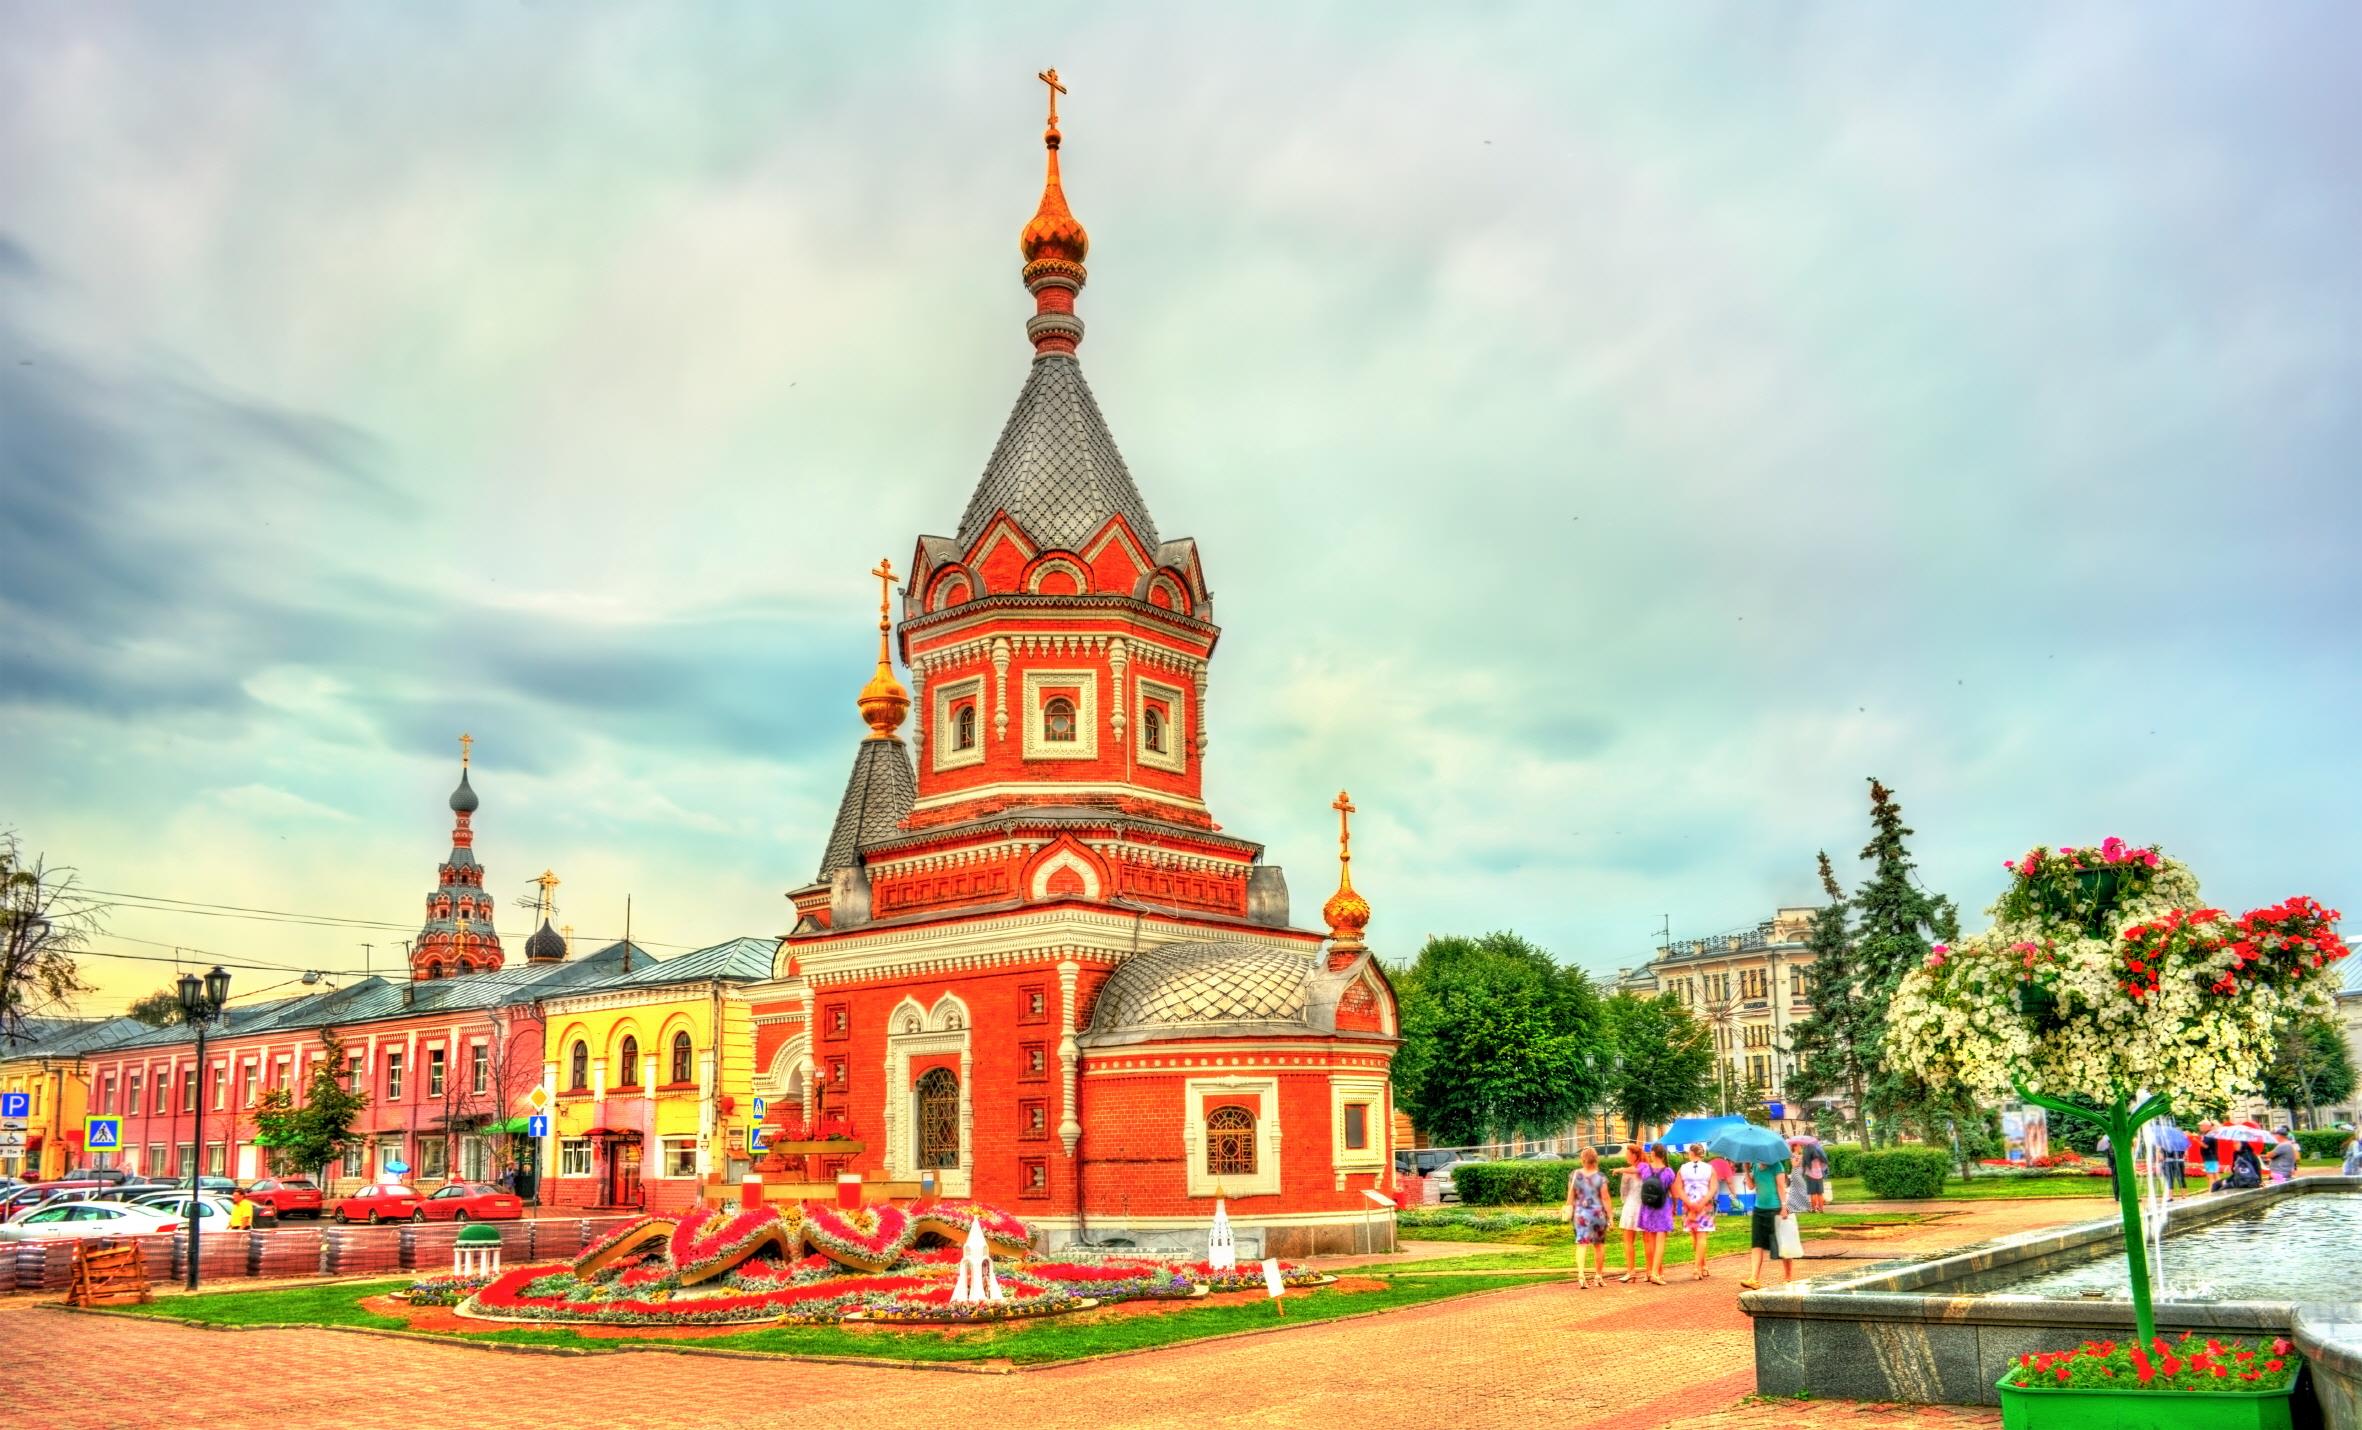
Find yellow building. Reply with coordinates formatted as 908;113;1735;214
1614;908;1840;1132
1;1017;140;1180
535;939;772;1213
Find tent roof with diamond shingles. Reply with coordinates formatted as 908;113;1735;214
816;736;917;880
955;353;1158;554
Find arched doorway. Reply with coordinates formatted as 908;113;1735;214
915;1068;960;1170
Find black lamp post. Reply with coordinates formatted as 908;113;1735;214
175;966;231;1291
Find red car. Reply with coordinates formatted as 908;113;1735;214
417;1182;523;1222
244;1177;324;1219
331;1183;421;1224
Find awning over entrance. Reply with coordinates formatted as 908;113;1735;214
584;1128;643;1140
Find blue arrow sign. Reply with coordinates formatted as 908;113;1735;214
751;1096;767;1122
527;1114;549;1139
84;1115;122;1150
0;1091;28;1120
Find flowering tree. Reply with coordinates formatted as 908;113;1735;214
1888;837;2346;1349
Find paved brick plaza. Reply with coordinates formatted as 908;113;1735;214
0;1197;2083;1429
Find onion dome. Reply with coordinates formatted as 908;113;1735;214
1322;791;1370;951
449;768;479;814
857;558;910;740
1019;69;1088;360
1019;129;1088;265
524;918;567;963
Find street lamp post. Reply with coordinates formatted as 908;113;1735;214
175;966;231;1291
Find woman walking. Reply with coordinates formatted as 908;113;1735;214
1565;1147;1612;1288
1634;1144;1678;1285
1677;1142;1718;1279
1614;1142;1644;1282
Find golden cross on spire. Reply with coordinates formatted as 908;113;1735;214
458;731;473;767
1038;67;1066;128
532;869;561;919
1333;790;1356;865
870;558;895;636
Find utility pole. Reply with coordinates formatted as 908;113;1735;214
360;943;373;978
622;898;632;975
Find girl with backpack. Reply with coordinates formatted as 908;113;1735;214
1635;1143;1678;1285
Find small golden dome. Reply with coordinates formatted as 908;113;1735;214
1020;133;1089;264
858;557;909;740
1323;790;1370;949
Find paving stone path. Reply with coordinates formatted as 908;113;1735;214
1;1198;2094;1429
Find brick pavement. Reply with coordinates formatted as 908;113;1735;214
0;1200;2069;1430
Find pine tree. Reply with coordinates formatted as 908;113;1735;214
1783;850;1875;1145
1850;778;1963;1142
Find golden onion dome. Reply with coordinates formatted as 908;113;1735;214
857;557;909;740
1322;790;1371;949
1020;130;1089;264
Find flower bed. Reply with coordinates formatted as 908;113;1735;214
800;1203;916;1272
401;1273;493;1306
2003;1335;2301;1393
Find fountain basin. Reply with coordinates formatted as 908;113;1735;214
2295;1304;2362;1430
1742;1177;2362;1407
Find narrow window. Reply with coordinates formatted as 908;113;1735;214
1206;1105;1257;1177
618;1035;640;1088
915;1067;960;1170
1143;705;1165;753
953;703;977;750
568;1040;588;1092
470;1045;488;1095
1344;1103;1370;1151
1042;696;1076;743
670;1031;693;1085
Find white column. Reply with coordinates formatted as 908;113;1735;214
696;1049;715;1177
1057;959;1082;1156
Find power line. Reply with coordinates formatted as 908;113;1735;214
67;884;707;950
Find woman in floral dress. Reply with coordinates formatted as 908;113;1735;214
1564;1146;1611;1288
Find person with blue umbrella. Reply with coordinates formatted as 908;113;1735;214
1709;1124;1797;1290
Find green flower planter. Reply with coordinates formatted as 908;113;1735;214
1996;1368;2299;1430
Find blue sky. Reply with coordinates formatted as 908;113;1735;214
2;3;2356;1009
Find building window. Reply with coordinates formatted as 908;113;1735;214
470;1045;488;1096
670;1032;693;1085
376;1135;405;1173
953;703;977;750
1206;1106;1257;1177
826;1056;848;1087
346;1056;363;1095
825;1003;850;1041
342;1143;364;1178
1791;967;1804;998
241;1062;259;1107
915;1068;960;1170
417;1137;448;1180
100;1075;115;1114
1142;705;1166;753
177;1143;195;1176
459;1136;488;1182
568;1041;589;1091
617;1035;640;1089
428;1047;447;1099
1041;696;1077;743
1020;1157;1048;1198
560;1139;591;1177
384;1052;404;1102
145;1142;163;1173
1343;1103;1370;1151
1019;1099;1047;1142
126;1074;141;1116
206;1143;227;1177
1019;985;1048;1024
662;1137;697;1179
183;1071;198;1113
1020;1042;1047;1081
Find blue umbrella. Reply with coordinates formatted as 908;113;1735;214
1707;1124;1793;1166
2148;1125;2192;1155
1660;1115;1752;1151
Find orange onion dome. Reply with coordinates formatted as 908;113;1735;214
1020;128;1089;265
1323;875;1372;945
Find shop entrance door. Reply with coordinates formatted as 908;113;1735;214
607;1140;643;1208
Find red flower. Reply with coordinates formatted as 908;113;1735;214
2272;1337;2292;1354
2055;1367;2071;1382
2266;1358;2284;1372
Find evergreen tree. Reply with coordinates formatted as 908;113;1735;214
1391;932;1609;1147
1783;850;1875;1144
252;1028;371;1180
1850;778;1962;1141
1601;991;1718;1137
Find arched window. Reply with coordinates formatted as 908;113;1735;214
1043;696;1077;743
568;1040;589;1092
916;1068;960;1170
1206;1105;1257;1177
670;1031;693;1085
618;1035;639;1087
953;703;977;750
1143;706;1166;753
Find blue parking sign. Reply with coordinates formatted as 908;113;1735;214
527;1114;549;1139
0;1091;28;1120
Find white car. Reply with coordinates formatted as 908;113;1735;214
0;1199;184;1241
123;1195;239;1225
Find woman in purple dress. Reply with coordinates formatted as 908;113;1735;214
1635;1143;1678;1285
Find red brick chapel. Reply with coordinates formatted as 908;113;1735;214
745;75;1401;1257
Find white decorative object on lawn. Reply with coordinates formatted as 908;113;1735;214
1206;1197;1236;1272
949;1217;1004;1304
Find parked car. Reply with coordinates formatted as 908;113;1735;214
245;1177;323;1219
1394;1148;1463;1178
1432;1157;1486;1201
3;1183;108;1223
0;1200;182;1241
59;1167;133;1186
416;1181;523;1222
127;1196;238;1227
331;1183;422;1224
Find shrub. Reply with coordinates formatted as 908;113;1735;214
1856;1145;1951;1199
2296;1128;2353;1161
1822;1143;1866;1180
1449;1160;1581;1206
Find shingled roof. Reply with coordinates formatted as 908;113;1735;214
955;354;1158;553
816;735;917;880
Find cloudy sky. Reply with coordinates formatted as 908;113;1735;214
3;3;2355;1011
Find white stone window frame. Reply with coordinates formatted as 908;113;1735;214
1183;1075;1282;1198
1135;677;1187;773
930;674;987;773
882;994;973;1197
1022;668;1099;761
1329;1074;1388;1183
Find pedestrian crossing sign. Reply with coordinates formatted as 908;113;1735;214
84;1115;122;1150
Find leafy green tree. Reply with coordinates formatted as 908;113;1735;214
1601;991;1717;1138
2261;1015;2357;1130
1850;779;1961;1143
1783;850;1875;1144
126;987;185;1027
252;1028;370;1180
1390;931;1609;1147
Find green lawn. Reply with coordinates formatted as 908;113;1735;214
105;1270;1552;1365
1395;1207;1923;1252
1824;1175;2111;1202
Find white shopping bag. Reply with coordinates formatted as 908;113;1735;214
1773;1211;1803;1260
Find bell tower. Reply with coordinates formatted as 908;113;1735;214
411;733;506;979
